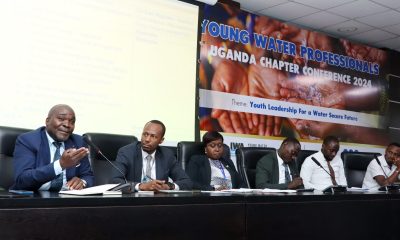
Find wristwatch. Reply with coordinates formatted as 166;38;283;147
166;182;175;190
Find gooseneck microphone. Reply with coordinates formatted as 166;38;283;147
311;157;334;179
311;156;346;193
374;154;400;191
82;134;132;193
374;155;389;178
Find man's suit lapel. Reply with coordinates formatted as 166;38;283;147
64;138;74;149
134;143;143;182
155;149;165;181
64;138;76;179
39;129;51;165
272;151;280;183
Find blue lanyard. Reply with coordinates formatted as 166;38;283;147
212;160;226;180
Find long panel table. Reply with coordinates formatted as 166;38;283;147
0;191;399;240
246;191;400;240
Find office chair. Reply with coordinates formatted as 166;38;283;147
163;146;178;160
177;141;230;170
296;150;318;173
235;147;276;188
84;132;137;185
341;151;379;188
0;126;31;189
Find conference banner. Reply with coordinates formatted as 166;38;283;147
198;4;397;154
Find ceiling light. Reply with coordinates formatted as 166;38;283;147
337;27;358;33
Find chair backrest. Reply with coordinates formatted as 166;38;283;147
163;146;177;160
84;132;137;185
0;126;31;189
235;147;276;188
341;151;379;188
177;141;230;170
296;150;318;173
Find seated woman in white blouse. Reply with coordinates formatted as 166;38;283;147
186;131;243;190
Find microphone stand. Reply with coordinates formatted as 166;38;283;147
311;157;346;194
83;135;133;193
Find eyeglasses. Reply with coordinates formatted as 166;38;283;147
207;143;223;148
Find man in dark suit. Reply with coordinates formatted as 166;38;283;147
11;104;94;191
111;120;192;191
255;137;303;189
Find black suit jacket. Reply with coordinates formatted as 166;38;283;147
111;142;192;190
186;154;244;190
255;151;299;190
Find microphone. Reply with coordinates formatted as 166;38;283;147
311;157;336;185
374;154;400;191
311;156;346;193
310;157;322;167
82;134;132;193
374;155;389;178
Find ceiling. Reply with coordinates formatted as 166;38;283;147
233;0;400;52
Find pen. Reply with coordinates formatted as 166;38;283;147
145;175;154;181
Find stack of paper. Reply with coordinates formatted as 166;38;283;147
59;184;121;195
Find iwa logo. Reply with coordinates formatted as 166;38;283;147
230;142;244;150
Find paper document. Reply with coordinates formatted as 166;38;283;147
157;190;194;193
137;191;154;195
103;191;123;195
201;190;232;194
221;188;255;193
260;188;296;193
59;184;120;195
347;187;369;192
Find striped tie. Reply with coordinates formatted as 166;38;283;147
327;161;338;186
283;163;291;184
145;154;153;179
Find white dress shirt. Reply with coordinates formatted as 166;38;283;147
135;150;156;191
300;151;347;190
134;149;179;191
362;155;400;191
277;153;291;184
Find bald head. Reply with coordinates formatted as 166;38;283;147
48;104;74;118
45;104;76;142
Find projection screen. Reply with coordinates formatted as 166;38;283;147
0;0;200;145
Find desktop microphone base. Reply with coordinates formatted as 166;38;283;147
322;185;347;194
378;184;400;192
